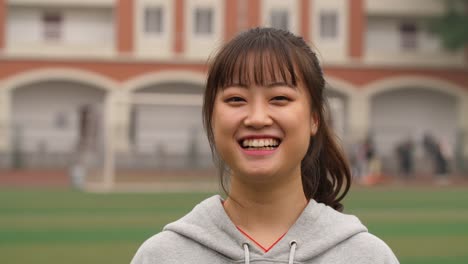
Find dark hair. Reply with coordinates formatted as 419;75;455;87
202;27;351;211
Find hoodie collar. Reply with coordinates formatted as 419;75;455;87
164;195;367;262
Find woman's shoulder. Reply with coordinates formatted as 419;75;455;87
138;230;184;251
131;195;226;264
130;230;194;264
338;232;399;263
347;232;393;250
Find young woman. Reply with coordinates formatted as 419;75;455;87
131;27;399;264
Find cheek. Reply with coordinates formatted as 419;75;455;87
213;102;244;130
211;115;237;164
278;106;313;151
279;105;312;130
212;106;227;134
211;105;236;148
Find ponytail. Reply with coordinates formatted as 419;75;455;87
301;112;351;212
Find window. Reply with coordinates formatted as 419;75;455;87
42;12;63;41
54;112;68;129
400;22;418;50
194;8;213;35
320;11;338;39
270;9;289;31
144;7;164;34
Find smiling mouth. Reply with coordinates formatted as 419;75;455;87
239;138;281;150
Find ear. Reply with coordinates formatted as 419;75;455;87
310;113;319;136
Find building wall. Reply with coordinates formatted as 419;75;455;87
12;81;106;153
132;82;207;156
370;88;458;155
0;0;4;51
365;16;465;67
366;17;441;53
184;0;224;60
0;0;467;172
311;0;349;63
117;0;133;54
8;0;115;6
260;0;300;34
134;0;174;59
6;6;115;57
365;0;445;16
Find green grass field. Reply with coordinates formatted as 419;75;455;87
1;186;467;263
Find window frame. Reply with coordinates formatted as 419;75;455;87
42;11;63;42
319;10;338;39
144;6;164;35
399;22;419;50
270;9;289;31
193;7;214;36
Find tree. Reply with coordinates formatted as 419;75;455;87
431;0;468;51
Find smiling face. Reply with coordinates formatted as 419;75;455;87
203;28;325;189
212;77;318;183
203;28;351;208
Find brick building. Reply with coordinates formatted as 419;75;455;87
0;0;467;175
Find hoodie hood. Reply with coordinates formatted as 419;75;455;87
163;195;368;263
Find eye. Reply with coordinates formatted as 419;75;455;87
225;96;246;104
271;96;291;102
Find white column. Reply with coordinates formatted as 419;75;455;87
348;93;370;143
113;91;131;153
459;94;468;159
102;91;117;190
101;90;132;190
0;88;11;152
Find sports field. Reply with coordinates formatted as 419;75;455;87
1;186;467;263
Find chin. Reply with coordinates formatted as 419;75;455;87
236;167;280;181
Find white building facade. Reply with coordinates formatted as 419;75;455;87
0;0;467;176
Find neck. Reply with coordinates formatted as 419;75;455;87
223;169;308;237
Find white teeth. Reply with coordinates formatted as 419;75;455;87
241;138;279;148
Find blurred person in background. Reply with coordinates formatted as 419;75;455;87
395;137;414;180
349;140;367;183
423;133;449;184
131;27;398;264
361;134;384;185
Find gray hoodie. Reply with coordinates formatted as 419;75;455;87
131;195;399;264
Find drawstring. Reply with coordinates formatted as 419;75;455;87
243;243;250;264
243;241;297;264
288;240;297;264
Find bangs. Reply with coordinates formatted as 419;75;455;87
210;32;299;89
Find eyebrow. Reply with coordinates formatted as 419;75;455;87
266;82;296;89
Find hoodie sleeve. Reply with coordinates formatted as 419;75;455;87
130;245;152;264
130;231;185;264
372;234;399;264
130;234;163;264
344;232;400;264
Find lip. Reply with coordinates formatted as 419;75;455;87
241;148;278;156
237;134;281;157
237;134;282;142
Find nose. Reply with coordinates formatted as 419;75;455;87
243;101;273;128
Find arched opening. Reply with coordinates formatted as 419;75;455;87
10;80;107;168
325;88;349;144
370;87;458;176
324;77;357;147
124;81;211;169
